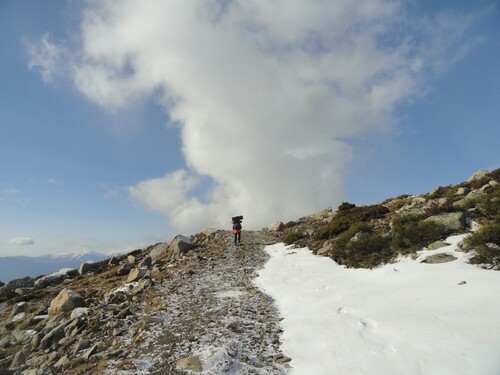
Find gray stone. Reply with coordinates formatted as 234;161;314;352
202;228;217;236
108;257;120;266
9;344;32;369
169;235;195;257
427;240;447;250
424;212;465;232
78;262;98;275
54;355;69;368
309;207;333;220
10;302;28;317
458;281;467;285
82;343;104;360
422;254;457;264
149;243;169;260
177;355;202;373
14;288;33;296
490;180;499;187
127;255;136;264
127;268;147;283
39;323;65;350
116;263;133;276
466;169;489;182
73;338;91;353
4;277;34;291
34;273;67;288
48;288;86;316
267;221;285;232
138;256;152;269
70;307;89;319
455;187;470;196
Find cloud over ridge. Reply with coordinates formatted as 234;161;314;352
32;1;475;233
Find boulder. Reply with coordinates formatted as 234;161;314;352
423;212;465;232
0;281;4;287
177;355;202;373
70;308;89;319
455;187;470;196
127;255;136;264
202;228;217;236
466;169;489;182
78;262;98;275
10;302;28;318
116;263;133;276
267;221;285;232
421;254;457;264
108;257;120;266
427;240;447;250
490;180;499;187
4;277;34;291
138;256;152;269
127;268;147;283
9;344;32;369
149;243;169;261
308;207;333;220
170;235;195;254
48;288;86;316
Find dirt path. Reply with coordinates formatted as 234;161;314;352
108;230;288;374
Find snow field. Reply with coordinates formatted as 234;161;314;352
255;236;500;375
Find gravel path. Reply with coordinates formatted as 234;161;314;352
110;230;288;374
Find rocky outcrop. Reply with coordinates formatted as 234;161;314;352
48;289;86;315
423;212;465;232
267;221;285;232
78;262;98;275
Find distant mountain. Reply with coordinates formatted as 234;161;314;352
0;251;108;283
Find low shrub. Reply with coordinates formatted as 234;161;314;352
428;185;456;199
281;229;306;245
391;214;445;251
330;231;392;268
337;202;356;212
314;204;390;240
466;222;500;268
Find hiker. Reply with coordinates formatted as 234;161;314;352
232;216;243;245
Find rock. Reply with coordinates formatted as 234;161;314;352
458;281;467;285
108;257;120;266
116;263;133;276
39;323;65;349
70;307;89;319
421;254;457;264
127;268;147;283
132;279;152;294
78;262;98;275
273;353;292;364
73;338;91;353
490;180;499;187
168;235;196;260
267;221;285;232
54;355;69;368
138;256;152;269
177;355;202;372
480;183;492;192
82;343;104;360
466;169;489;182
0;281;4;287
424;212;465;232
9;344;32;369
10;302;28;318
427;240;447;250
14;288;33;296
202;228;217;236
4;277;34;291
34;272;67;288
48;288;86;316
309;207;333;220
150;243;169;260
127;255;136;264
0;334;15;349
455;187;470;196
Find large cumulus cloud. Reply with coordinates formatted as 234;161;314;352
32;0;475;232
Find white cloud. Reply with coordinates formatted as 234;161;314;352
9;237;35;246
39;1;477;232
27;33;66;83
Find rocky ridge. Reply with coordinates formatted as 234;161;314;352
0;168;498;374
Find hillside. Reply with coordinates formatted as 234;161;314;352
0;168;498;374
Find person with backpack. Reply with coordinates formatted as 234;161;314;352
232;216;243;245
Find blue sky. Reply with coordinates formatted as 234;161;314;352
1;0;499;256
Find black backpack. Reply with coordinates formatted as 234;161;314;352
234;221;242;230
